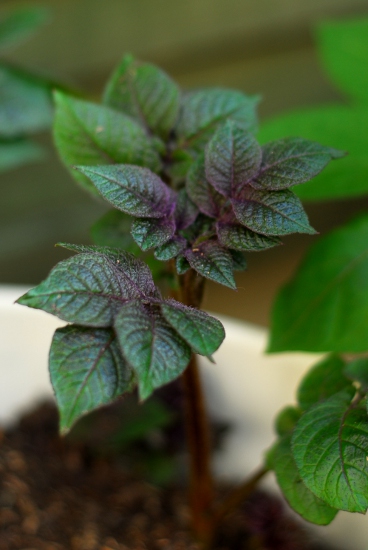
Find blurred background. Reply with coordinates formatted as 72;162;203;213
2;0;368;326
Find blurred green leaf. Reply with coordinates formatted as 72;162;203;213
0;138;44;172
316;18;368;103
269;214;368;352
0;6;49;52
258;105;368;201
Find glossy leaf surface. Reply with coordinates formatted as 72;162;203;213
154;237;187;261
131;216;175;251
114;300;191;400
161;299;225;356
205;120;261;197
103;54;180;138
269;214;368;352
50;326;134;433
53;92;160;193
217;222;281;251
186;155;225;218
292;388;368;513
252;137;343;190
274;435;338;525
184;240;236;289
76;165;174;218
232;188;315;236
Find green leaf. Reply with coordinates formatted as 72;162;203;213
275;406;302;436
186;154;225;218
297;355;351;411
252;137;344;191
0;138;44;172
184;240;236;289
258;105;368;201
205;120;262;197
344;358;368;391
53;92;161;194
174;189;198;230
17;250;158;326
232;188;316;236
103;54;180;138
268;214;368;352
50;326;135;434
176;254;190;275
160;299;225;356
274;435;338;525
316;18;368;103
229;250;247;271
176;88;259;152
0;64;53;138
217;222;281;251
154;237;187;261
131;216;175;251
0;6;49;52
292;388;368;513
90;210;140;254
76;164;174;218
114;300;191;400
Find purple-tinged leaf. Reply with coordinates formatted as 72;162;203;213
232;187;316;236
53;92;161;195
114;300;191;400
205;120;262;197
103;54;180;138
131;216;175;251
217;222;282;251
75;165;175;219
154;236;187;261
251;137;345;191
186;155;225;218
184;240;236;289
161;299;225;356
174;189;199;230
176;88;259;152
50;326;135;434
176;254;190;275
230;250;247;271
18;250;159;325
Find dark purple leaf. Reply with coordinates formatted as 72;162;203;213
184;240;236;289
131;216;175;251
186;155;225;218
217;222;282;251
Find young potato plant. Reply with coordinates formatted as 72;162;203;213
17;53;354;545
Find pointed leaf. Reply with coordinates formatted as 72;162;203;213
184;240;236;289
154;236;187;261
131;216;175;251
258;105;368;201
297;355;351;411
103;54;180;138
232;187;316;236
229;250;247;271
76;164;175;218
217;222;281;251
251;137;344;191
269;214;368;352
292;388;368;513
17;251;157;326
176;88;259;152
0;138;44;172
114;300;191;400
174;189;199;230
50;326;135;433
0;6;49;51
344;359;368;391
0;65;52;138
205;120;262;197
186;154;226;218
316;18;368;104
53;92;160;194
274;435;338;525
161;299;225;356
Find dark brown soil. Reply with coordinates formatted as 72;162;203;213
0;402;336;550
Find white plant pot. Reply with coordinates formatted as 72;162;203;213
1;285;367;549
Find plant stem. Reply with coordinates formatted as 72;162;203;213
179;270;214;544
213;465;269;524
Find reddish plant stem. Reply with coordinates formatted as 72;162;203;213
178;270;214;544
